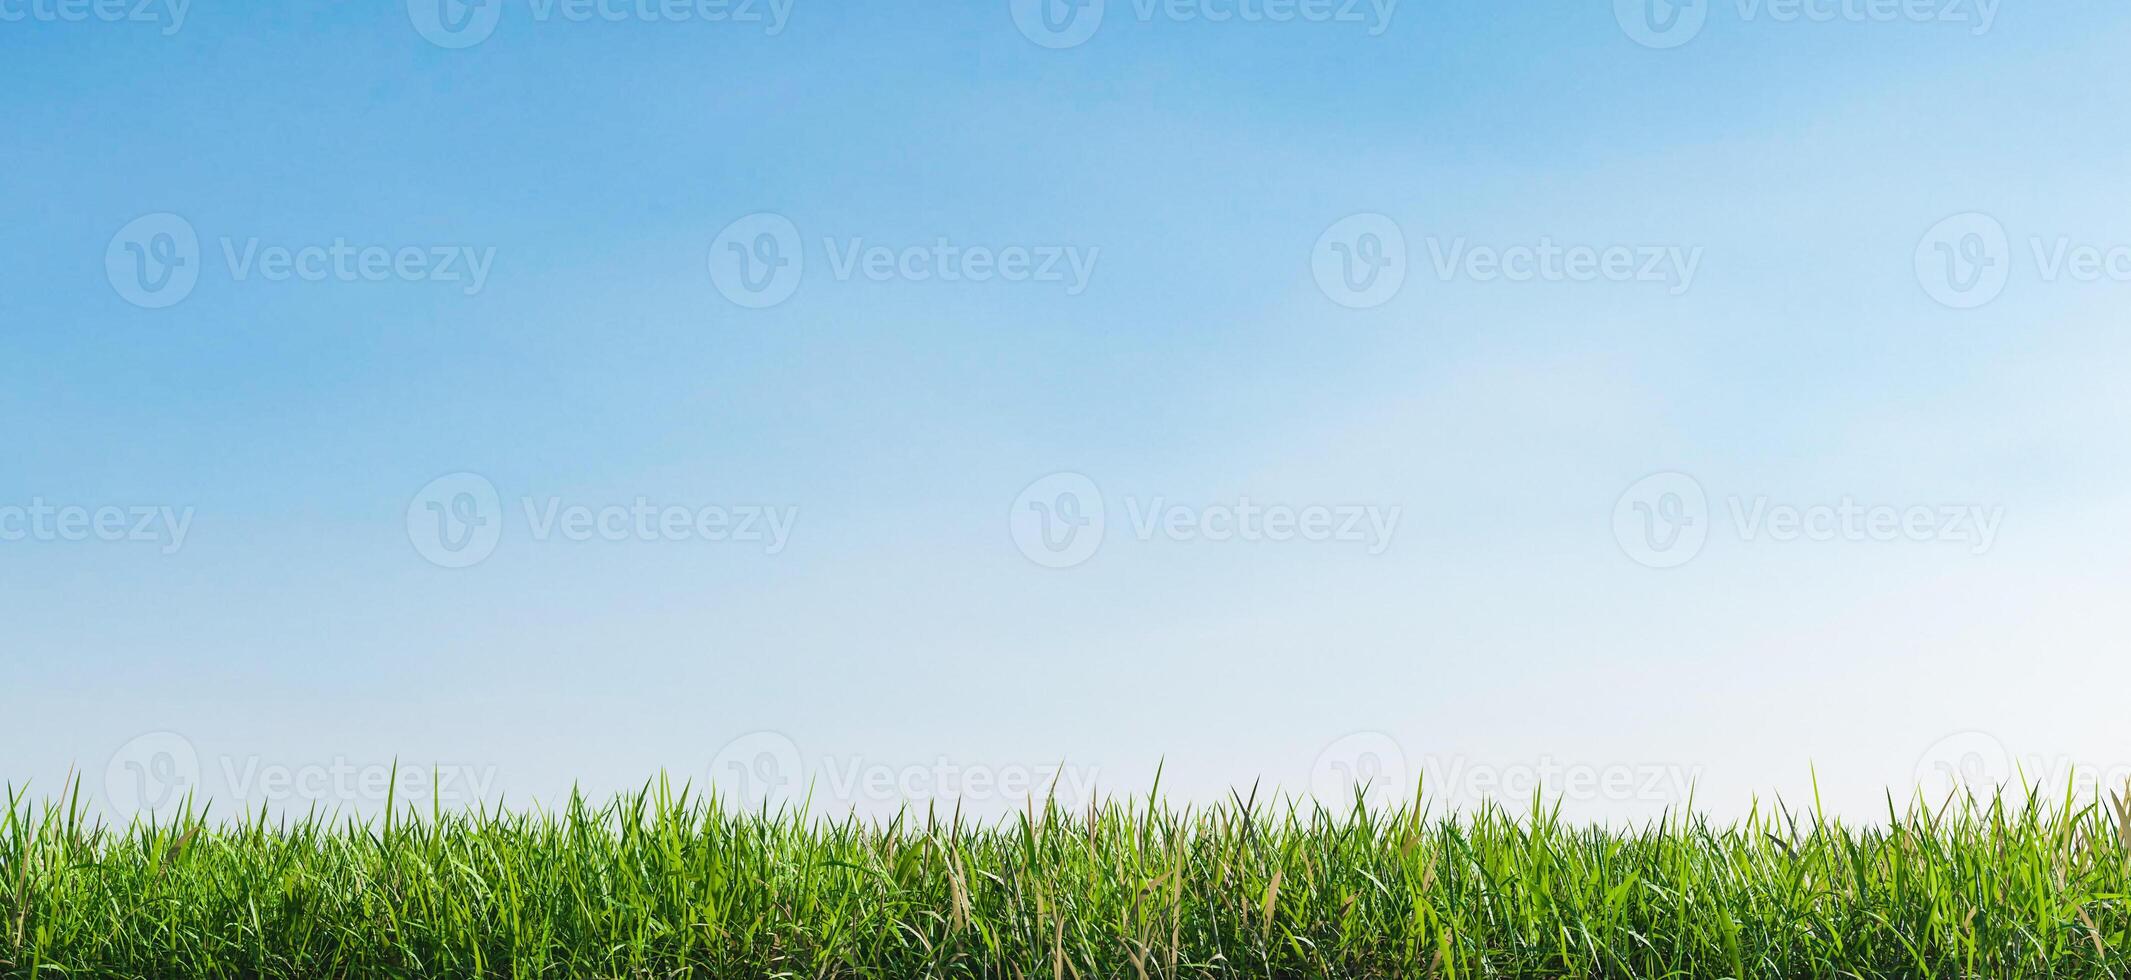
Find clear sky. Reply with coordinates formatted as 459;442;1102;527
6;0;2131;824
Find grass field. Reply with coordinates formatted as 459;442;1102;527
6;775;2131;979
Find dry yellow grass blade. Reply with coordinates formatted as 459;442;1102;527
1260;867;1283;933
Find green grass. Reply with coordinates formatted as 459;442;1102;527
7;773;2131;979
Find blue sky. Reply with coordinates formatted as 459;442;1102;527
6;0;2131;822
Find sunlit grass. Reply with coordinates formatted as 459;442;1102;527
6;771;2130;978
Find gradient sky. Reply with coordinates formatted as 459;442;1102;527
6;0;2131;823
